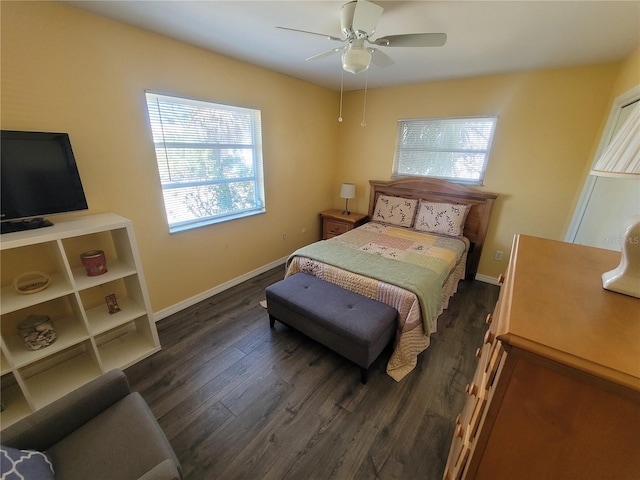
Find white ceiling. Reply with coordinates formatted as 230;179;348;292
65;1;640;91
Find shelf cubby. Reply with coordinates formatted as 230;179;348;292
1;343;12;375
79;275;148;334
0;374;32;429
0;273;75;316
96;318;158;372
19;342;102;410
1;294;89;368
0;241;69;290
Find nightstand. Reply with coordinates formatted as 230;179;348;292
320;209;368;240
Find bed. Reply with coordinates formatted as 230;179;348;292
286;177;498;381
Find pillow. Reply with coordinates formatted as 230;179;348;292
372;195;418;227
414;201;471;237
1;445;54;480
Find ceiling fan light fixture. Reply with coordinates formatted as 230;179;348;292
342;46;372;74
278;0;448;78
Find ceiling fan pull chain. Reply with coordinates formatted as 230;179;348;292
338;69;344;123
361;69;368;127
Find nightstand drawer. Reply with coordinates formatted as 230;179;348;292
325;220;350;238
320;209;368;240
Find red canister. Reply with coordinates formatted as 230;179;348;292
80;250;107;276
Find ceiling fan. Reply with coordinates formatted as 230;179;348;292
277;0;447;75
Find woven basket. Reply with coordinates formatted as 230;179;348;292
13;271;51;295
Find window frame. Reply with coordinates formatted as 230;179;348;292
392;115;498;186
144;91;265;233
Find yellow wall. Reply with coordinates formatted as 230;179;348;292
1;1;338;312
610;45;640;98
338;65;620;278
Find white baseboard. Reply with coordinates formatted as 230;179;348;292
475;273;501;285
153;256;287;322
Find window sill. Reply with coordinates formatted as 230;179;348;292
168;208;266;234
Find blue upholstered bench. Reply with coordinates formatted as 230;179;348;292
265;273;397;384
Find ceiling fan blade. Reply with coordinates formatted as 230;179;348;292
369;48;394;68
306;48;344;62
373;33;447;47
275;26;344;42
353;0;384;37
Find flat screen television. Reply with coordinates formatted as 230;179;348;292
1;130;88;234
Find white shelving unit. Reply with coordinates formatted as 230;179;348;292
0;213;160;429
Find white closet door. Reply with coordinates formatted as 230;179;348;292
574;101;640;251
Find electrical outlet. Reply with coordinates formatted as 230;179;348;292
494;250;504;261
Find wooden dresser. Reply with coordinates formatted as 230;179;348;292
443;234;640;480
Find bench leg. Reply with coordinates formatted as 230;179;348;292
269;314;276;328
361;367;368;385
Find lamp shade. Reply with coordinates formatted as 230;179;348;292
340;183;356;199
591;103;640;178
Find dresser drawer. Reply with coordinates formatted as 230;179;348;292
484;344;505;391
445;400;473;479
443;416;466;480
468;396;488;441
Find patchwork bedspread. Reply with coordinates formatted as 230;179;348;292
286;222;468;381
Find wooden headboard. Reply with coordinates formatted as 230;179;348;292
368;177;498;280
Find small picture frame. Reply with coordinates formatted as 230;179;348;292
105;294;121;314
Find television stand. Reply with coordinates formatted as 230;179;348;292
1;218;53;234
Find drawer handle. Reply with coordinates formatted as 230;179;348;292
455;413;462;425
475;347;482;358
455;424;465;439
485;313;493;325
484;330;495;345
497;274;505;284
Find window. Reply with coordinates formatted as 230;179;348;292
145;91;265;233
392;116;497;185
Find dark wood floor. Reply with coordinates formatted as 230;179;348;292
125;266;499;480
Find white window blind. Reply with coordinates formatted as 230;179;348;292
145;91;265;232
392;116;497;185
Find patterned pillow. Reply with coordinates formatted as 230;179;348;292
414;201;471;237
0;445;54;480
372;195;418;228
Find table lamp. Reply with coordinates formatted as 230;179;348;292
340;183;356;215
